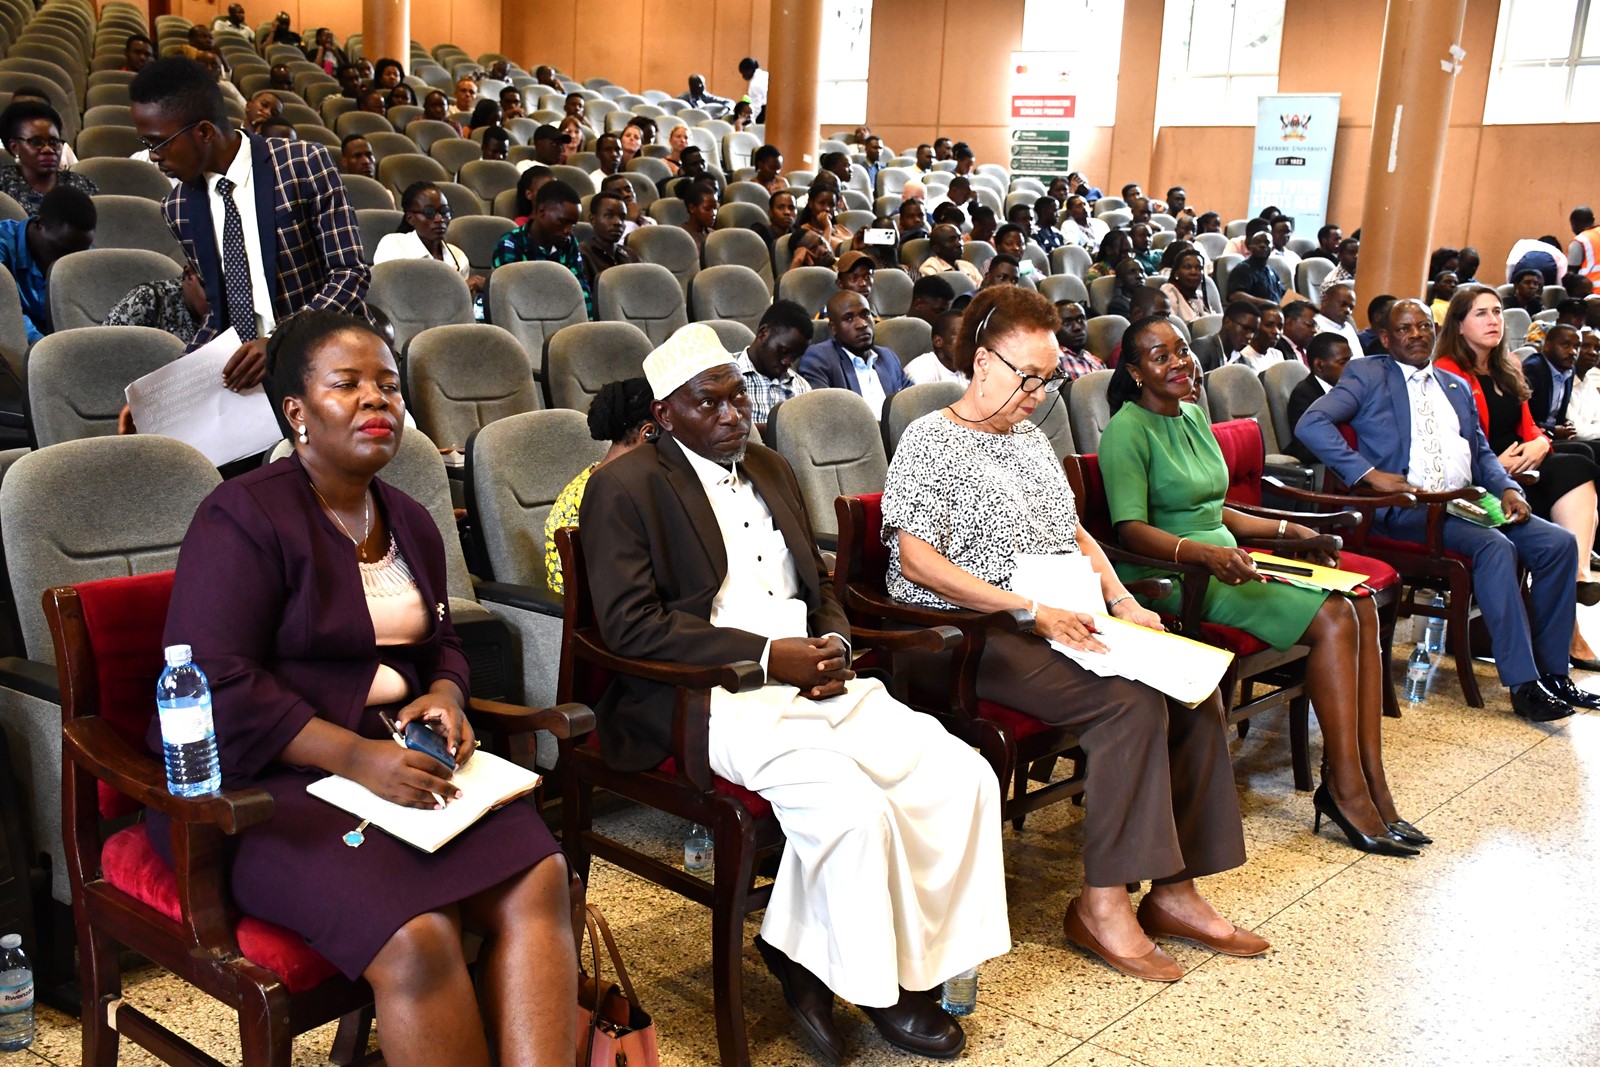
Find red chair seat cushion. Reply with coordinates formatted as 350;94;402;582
1199;622;1270;657
101;827;339;994
656;758;773;818
1363;534;1471;566
1338;551;1400;591
977;700;1053;740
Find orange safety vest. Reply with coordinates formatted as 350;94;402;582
1576;226;1600;285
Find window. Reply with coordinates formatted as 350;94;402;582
1484;0;1600;123
818;0;873;126
1155;0;1285;127
1020;0;1124;126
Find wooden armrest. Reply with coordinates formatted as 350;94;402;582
1099;541;1212;577
849;623;963;653
1238;533;1343;556
1124;577;1171;602
844;585;1037;637
572;631;766;693
1229;502;1361;529
1262;476;1417;512
61;717;274;835
469;698;596;739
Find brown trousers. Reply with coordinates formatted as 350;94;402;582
978;630;1247;888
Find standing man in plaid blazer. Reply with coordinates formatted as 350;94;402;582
129;58;368;391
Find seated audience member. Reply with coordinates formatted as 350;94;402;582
1165;186;1192;217
1172;214;1200;248
123;32;154;72
920;223;983;286
1106;258;1147;319
1106;313;1416;854
663;125;693;175
493;179;592;318
897;197;928;243
0;102;98;216
617;123;643;163
258;118;299;141
1085;229;1133;283
625;115;658;149
510;166;552;226
1226;225;1286;308
1506;234;1566;286
1315;282;1364;357
734;299;814;422
860;136;887;185
581;191;638;288
423;90;463;135
530;124;568;167
993;224;1039;283
1285;332;1352;463
357;89;388;116
929;202;965;230
1280;299;1319;364
910;143;932;172
1055;300;1104;379
465;99;501;135
306;28;346;74
679;179;718;257
1233;304;1287;372
831;249;876;307
1060;194;1106;251
246;91;283;133
932;137;953;162
1509;268;1546;317
1105;288;1173;366
480;126;511;162
968;205;998;245
1269;217;1299;268
1357;295;1395;355
798;290;910;415
730;100;755;131
1310;224;1343;263
580;323;1006;1062
1196;211;1223;235
1320;237;1360;299
600;173;653;234
1225;216;1267;257
1525;323;1581;438
1032;196;1065;253
1298;296;1592;721
1130;223;1162;274
1565;273;1595;299
1456;246;1481;283
884;287;1262;983
945;175;978;219
156;309;578;1064
0;184;94;342
908;273;954;325
789;230;836;271
1127;196;1153;227
264;11;302;49
980;254;1020;289
532;64;561;90
374;181;484;298
663;145;723;195
1191;301;1259;373
267;62;297;92
904;308;967;385
213;2;248;32
104;264;209;346
544;377;656;594
1428;270;1458;324
795;183;853;252
498;86;524;121
486;59;511;81
852;215;903;273
752;145;785;195
1162;247;1216;322
1567;328;1600;443
337;64;364;101
815;151;850;187
562;92;593;133
753;188;795;250
388;85;415;109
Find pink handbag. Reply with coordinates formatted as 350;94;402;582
577;904;660;1067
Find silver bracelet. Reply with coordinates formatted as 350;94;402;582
1276;519;1287;537
1107;593;1134;612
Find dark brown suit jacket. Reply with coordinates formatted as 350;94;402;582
578;433;850;772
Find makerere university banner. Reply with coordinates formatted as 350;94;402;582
1247;93;1341;235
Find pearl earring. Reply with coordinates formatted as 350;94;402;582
1133;378;1143;388
297;425;308;444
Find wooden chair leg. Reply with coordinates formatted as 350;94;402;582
78;921;120;1067
1448;582;1484;708
1010;761;1029;830
562;765;595;883
1377;596;1401;718
329;1008;373;1066
237;984;293;1066
711;809;757;1067
1289;693;1313;792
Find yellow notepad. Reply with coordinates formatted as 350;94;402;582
1249;552;1371;593
307;750;541;853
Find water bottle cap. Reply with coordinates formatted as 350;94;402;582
0;934;18;949
164;644;193;667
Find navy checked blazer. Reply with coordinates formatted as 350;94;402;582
163;131;369;350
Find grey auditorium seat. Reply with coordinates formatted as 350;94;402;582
544;321;653;412
594;263;687;346
339;172;396;211
703;227;775;292
767;388;887;548
870;268;912;318
1066;368;1114;453
487;261;589;381
776;265;837;318
625;223;700;298
48;249;180;332
688;264;770;332
365;259;475;351
883;381;963;458
27;326;184;447
873;316;932;365
89;195;185;264
406;323;542;450
73;158;171;201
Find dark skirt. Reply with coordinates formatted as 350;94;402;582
1525;449;1600;519
148;706;560;980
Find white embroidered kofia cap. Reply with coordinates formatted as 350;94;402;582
643;322;738;400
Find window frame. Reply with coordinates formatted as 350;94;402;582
1155;0;1286;128
1484;0;1600;124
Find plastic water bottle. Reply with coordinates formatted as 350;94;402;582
0;934;33;1051
684;823;713;877
157;644;220;797
1422;594;1447;653
940;968;978;1016
1403;645;1432;703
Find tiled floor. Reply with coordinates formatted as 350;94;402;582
11;616;1600;1066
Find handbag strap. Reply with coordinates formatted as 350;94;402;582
585;903;642;1008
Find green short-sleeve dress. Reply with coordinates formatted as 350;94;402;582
1098;401;1324;651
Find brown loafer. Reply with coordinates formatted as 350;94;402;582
1063;897;1183;982
1136;896;1271;957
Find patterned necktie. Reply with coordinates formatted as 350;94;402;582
1410;370;1447;491
214;176;258;342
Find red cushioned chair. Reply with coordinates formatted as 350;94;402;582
553;526;960;1067
44;573;591;1066
831;494;1171;828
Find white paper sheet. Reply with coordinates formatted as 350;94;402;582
1010;552;1103;614
124;328;284;466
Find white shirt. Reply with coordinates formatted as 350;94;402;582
679;439;807;678
848;349;889;416
1062;218;1107;249
745;68;769;110
1506;238;1566;283
904;351;968;386
206;135;275;337
372;229;471;280
1232;345;1285;372
1570;369;1600;438
1405;366;1473;491
1314;314;1363;362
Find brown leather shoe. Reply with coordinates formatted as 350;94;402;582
859;988;966;1059
1136;896;1271;957
754;936;845;1064
1063;897;1183;982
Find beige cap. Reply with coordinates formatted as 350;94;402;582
642;323;737;400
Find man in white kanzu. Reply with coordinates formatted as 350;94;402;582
577;324;1010;1063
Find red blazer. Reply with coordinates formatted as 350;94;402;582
1433;355;1540;445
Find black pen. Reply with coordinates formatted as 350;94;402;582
1255;560;1315;577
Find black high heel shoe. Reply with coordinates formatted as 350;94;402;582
1385;819;1432;847
1312;784;1421;857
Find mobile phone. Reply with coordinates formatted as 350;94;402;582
404;720;456;770
861;227;898;246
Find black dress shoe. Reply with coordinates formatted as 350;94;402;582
859;988;967;1059
754;936;845;1064
1578;581;1600;607
1386;819;1433;847
1572;656;1600;673
1511;681;1573;723
1541;674;1600;711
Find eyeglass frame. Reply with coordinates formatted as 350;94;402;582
975;306;1067;395
407;204;453;220
139;119;205;156
13;135;65;151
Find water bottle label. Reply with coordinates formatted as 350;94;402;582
0;978;32;1011
685;846;711;869
160;696;214;746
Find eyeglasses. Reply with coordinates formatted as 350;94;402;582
17;136;64;151
977;307;1066;394
139;119;203;155
409;205;452;220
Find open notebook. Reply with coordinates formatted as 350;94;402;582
307;751;542;853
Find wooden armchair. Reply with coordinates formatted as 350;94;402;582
44;572;592;1066
832;493;1172;828
553;526;960;1067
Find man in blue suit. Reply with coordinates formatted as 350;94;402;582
797;290;910;417
1297;298;1590;723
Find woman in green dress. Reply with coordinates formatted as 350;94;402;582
1099;316;1420;857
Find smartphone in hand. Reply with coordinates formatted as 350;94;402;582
402;720;457;771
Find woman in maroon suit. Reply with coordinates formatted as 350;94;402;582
149;310;576;1066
